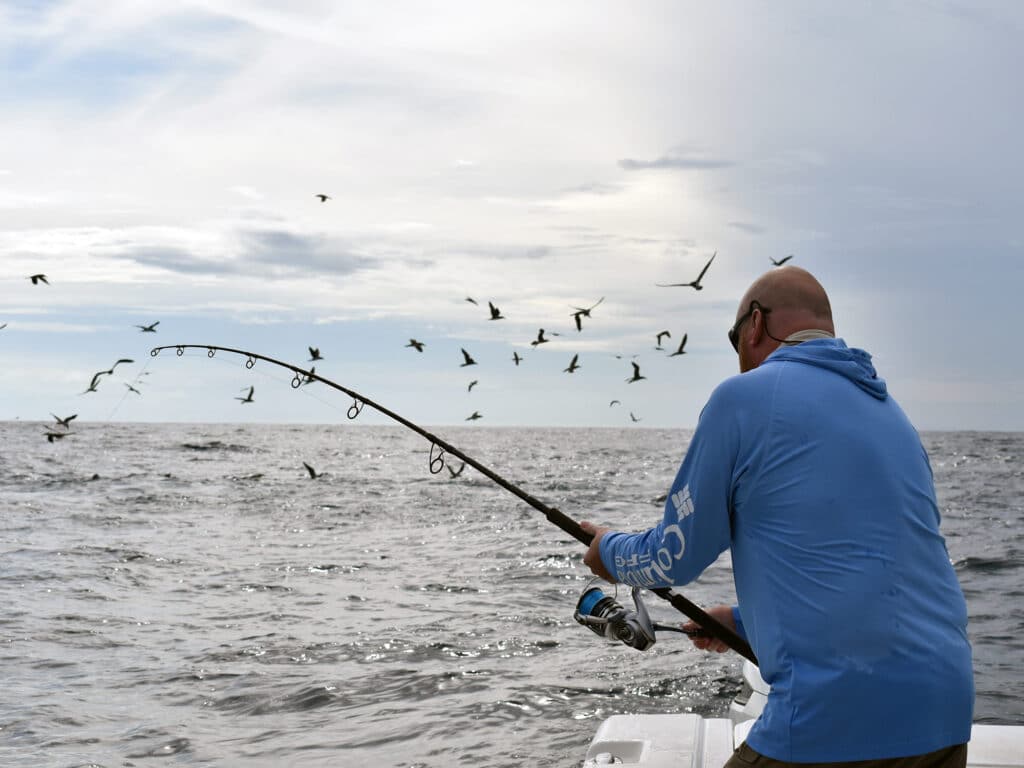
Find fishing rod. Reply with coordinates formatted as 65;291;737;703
150;343;757;664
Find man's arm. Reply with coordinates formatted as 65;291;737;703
590;384;742;589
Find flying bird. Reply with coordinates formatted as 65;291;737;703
530;328;552;347
29;274;49;285
460;348;477;367
465;411;482;421
487;301;504;320
124;383;142;395
44;430;71;443
0;323;7;330
570;296;605;331
51;413;77;428
308;347;323;361
609;400;621;407
468;380;478;392
563;353;580;373
655;330;671;349
406;339;425;352
656;251;717;290
771;254;794;266
630;412;642;423
83;358;133;393
135;321;160;332
669;333;689;357
301;366;316;385
626;362;646;383
303;461;323;479
235;386;255;404
447;461;466;478
512;351;522;366
315;194;330;202
465;297;478;305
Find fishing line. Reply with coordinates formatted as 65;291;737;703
104;356;157;422
150;342;757;664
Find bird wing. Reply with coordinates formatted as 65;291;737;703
694;251;717;282
303;462;317;478
655;282;687;287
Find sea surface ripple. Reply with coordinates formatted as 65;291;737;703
1;424;1021;766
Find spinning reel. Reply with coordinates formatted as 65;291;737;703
574;579;703;651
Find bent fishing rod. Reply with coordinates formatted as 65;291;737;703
150;343;757;665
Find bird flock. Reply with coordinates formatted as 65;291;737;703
8;204;796;482
395;250;740;426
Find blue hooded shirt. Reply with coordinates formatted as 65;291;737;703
599;339;974;761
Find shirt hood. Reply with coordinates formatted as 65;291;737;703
765;338;888;400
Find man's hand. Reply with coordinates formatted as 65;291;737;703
580;520;616;583
683;604;737;653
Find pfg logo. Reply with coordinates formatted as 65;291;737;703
671;484;694;521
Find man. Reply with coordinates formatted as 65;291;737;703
582;266;973;767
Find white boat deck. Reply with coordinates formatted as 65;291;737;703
583;714;1024;768
583;665;1024;767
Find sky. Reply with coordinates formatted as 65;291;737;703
1;0;1022;431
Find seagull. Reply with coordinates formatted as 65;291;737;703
315;194;330;202
302;461;323;479
465;411;482;421
447;461;466;478
563;353;580;373
406;339;425;352
512;351;522;366
630;412;642;423
83;359;133;393
124;383;142;395
626;362;646;383
530;328;552;347
51;413;77;428
570;296;605;331
771;254;794;266
487;301;504;320
44;430;71;443
308;347;323;361
460;348;477;367
0;323;8;330
669;333;689;357
301;366;316;385
468;380;478;392
135;321;160;333
465;297;478;305
609;400;621;407
656;251;717;290
655;330;671;349
29;274;49;285
92;358;134;379
235;386;255;404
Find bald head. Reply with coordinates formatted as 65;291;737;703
733;266;835;372
737;266;834;335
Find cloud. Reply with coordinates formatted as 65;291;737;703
560;181;623;196
239;229;384;276
618;150;734;171
115;245;233;275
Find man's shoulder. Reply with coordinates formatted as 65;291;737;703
710;366;777;402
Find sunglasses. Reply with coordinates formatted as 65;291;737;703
728;300;772;352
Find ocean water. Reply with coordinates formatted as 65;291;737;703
1;423;1021;767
